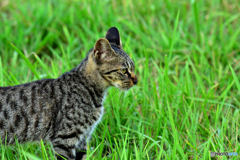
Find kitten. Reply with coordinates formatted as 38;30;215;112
0;27;138;160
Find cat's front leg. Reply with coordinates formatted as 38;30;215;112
76;151;87;160
75;139;87;160
52;138;77;160
53;145;76;160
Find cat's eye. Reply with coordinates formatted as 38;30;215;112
121;68;127;74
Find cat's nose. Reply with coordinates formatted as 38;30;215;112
132;75;138;85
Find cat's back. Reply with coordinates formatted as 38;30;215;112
0;79;55;143
0;79;54;103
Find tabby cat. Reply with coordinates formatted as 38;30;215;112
0;27;138;160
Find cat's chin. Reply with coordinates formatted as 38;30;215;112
119;88;129;91
113;84;128;91
118;86;133;91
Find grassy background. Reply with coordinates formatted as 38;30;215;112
0;0;240;159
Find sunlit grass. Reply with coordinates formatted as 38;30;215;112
0;0;239;159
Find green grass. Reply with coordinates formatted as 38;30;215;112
0;0;240;159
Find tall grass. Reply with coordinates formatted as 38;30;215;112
0;0;239;159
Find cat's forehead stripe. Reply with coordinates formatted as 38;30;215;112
111;45;134;71
126;56;134;71
127;61;130;68
125;62;129;68
125;56;132;69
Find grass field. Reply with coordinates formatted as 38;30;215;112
0;0;240;159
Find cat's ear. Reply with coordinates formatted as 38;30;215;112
93;38;116;63
105;27;122;49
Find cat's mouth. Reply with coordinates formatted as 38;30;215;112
112;79;137;91
115;84;134;91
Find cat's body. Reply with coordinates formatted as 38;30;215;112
0;27;137;160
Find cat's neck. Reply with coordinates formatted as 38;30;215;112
77;54;109;89
70;55;109;98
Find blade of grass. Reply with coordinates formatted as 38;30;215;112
40;139;48;160
0;57;3;86
229;63;240;92
10;43;40;79
34;53;54;78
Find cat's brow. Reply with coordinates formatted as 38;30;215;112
104;69;119;74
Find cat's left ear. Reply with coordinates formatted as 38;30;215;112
105;27;122;49
93;38;116;63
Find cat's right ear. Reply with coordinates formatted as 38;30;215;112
93;38;116;63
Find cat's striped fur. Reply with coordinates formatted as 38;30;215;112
0;27;137;160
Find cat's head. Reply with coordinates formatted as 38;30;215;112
89;27;138;91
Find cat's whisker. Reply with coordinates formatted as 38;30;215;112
104;90;123;107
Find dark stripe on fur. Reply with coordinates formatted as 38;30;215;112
57;131;77;139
